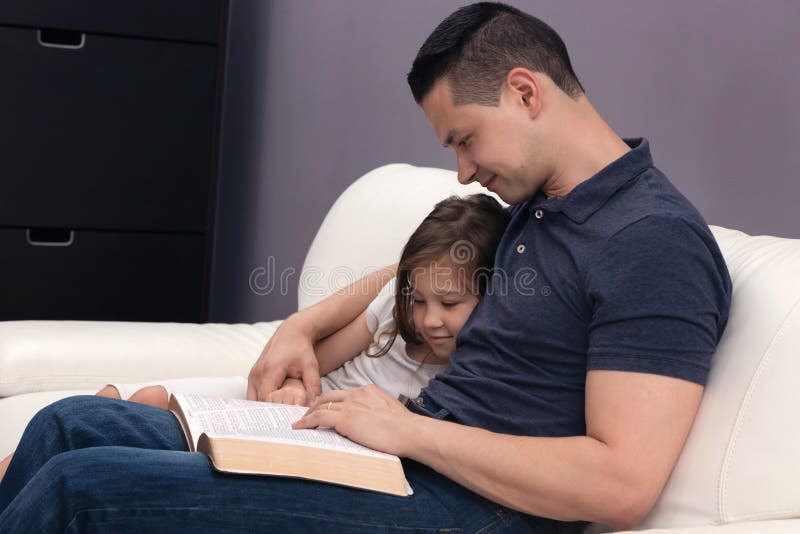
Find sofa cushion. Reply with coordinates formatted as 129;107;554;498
0;320;280;397
637;227;800;528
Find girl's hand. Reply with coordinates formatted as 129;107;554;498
292;385;421;457
267;378;311;406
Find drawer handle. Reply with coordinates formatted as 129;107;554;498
37;29;86;50
26;229;75;247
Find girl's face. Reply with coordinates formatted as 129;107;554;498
410;257;480;363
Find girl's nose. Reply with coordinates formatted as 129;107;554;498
424;308;444;329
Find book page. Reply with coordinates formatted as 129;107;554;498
173;393;397;460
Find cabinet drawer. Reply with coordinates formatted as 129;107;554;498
0;0;224;44
0;25;218;232
0;228;207;322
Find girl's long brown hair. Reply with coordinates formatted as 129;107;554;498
368;194;509;358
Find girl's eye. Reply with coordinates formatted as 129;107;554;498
442;301;459;308
412;299;425;305
458;136;470;148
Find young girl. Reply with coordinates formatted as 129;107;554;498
0;194;508;481
100;193;509;409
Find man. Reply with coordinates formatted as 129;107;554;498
0;3;730;532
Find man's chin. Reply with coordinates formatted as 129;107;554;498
495;187;534;205
494;190;519;204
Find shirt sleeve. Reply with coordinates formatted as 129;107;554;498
364;278;396;335
585;215;732;384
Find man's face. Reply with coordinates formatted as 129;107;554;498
420;79;545;204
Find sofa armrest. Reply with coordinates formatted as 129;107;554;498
0;320;281;397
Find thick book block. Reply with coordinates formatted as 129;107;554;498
169;393;412;497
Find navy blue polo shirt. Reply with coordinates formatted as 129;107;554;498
424;138;732;437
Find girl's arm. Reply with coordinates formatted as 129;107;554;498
313;309;374;376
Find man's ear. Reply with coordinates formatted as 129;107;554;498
505;68;542;119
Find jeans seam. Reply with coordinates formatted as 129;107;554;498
65;506;464;532
473;507;520;534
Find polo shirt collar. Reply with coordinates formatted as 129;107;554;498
530;138;653;224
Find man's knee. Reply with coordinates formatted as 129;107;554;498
39;448;200;507
39;394;111;414
40;449;93;494
28;395;104;432
25;395;130;451
30;449;121;525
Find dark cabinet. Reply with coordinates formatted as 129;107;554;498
0;0;229;321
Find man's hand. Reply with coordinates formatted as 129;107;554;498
247;315;323;402
292;385;420;457
248;264;397;403
267;378;311;406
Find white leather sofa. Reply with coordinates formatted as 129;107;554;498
1;164;799;533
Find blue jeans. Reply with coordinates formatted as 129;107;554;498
0;395;579;533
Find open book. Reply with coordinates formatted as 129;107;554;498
169;393;412;497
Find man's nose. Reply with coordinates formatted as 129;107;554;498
456;153;476;185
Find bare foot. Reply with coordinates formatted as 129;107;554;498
95;385;122;399
128;386;169;410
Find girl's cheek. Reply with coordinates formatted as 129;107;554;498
411;311;423;331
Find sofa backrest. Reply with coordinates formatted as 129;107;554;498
300;163;800;529
638;226;800;529
298;163;493;310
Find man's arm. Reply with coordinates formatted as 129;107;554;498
266;310;376;405
297;370;702;530
403;371;701;529
247;264;396;401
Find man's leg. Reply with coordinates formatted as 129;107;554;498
0;387;167;486
0;395;187;510
0;395;557;532
0;445;554;533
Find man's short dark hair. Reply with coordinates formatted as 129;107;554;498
407;2;584;106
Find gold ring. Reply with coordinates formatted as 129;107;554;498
326;401;333;411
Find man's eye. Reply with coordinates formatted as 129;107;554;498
458;136;470;148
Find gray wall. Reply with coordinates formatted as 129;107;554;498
210;0;800;323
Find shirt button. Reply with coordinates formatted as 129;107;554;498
534;209;544;219
516;244;526;254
